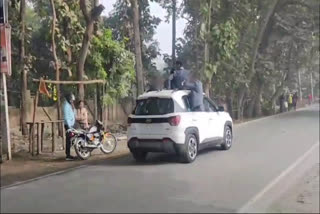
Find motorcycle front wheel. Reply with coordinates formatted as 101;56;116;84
100;133;117;154
74;138;91;160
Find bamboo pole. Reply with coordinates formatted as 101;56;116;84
31;91;39;156
32;79;105;85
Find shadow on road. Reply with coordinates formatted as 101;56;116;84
93;146;222;167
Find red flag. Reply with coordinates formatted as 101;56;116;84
39;79;51;98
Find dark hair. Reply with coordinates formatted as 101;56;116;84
65;92;75;103
176;60;182;67
78;100;84;105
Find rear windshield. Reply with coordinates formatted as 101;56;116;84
134;98;174;115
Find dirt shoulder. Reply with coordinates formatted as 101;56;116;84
267;163;320;213
0;140;130;187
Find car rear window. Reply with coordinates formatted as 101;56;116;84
134;98;174;115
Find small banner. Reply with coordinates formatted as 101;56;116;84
39;78;51;98
0;23;11;76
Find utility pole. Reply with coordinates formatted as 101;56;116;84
171;0;176;66
0;0;12;161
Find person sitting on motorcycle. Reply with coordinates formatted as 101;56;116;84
63;92;76;161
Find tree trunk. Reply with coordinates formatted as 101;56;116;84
226;90;233;118
50;0;63;136
249;0;278;73
19;0;27;135
62;18;72;71
78;0;105;100
172;0;176;66
247;75;263;118
77;23;93;100
130;0;144;96
93;0;102;121
237;87;246;120
254;81;264;117
203;0;212;97
247;96;255;118
247;0;279;81
94;0;101;34
238;0;279;110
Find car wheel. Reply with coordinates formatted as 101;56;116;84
221;126;232;150
180;134;198;163
131;150;148;162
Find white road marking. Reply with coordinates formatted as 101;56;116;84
237;142;320;213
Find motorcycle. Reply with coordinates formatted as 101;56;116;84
67;120;117;160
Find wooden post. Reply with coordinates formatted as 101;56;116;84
0;73;12;160
94;84;98;121
37;123;41;155
51;123;55;152
28;124;32;152
40;123;44;153
31;91;39;156
61;121;65;150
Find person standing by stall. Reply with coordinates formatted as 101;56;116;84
62;93;76;161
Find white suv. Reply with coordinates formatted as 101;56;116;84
127;90;233;163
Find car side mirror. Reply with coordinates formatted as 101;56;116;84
218;106;224;112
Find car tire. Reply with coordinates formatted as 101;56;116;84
221;126;232;150
180;134;198;163
131;150;148;162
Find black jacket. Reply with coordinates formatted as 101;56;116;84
171;69;189;89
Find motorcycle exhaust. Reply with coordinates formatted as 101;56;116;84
85;144;98;148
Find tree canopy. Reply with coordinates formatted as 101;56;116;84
6;0;320;123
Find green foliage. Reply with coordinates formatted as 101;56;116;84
7;0;320;118
87;29;136;105
211;19;238;60
106;0;161;79
55;0;84;54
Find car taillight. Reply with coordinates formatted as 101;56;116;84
168;115;181;126
127;117;132;126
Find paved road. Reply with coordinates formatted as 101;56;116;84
1;105;319;213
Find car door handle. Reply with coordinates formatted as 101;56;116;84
192;119;197;122
209;118;213;120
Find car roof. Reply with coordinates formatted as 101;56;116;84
138;90;190;100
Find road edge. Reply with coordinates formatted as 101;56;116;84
0;152;129;190
237;142;320;213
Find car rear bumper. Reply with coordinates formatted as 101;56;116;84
127;138;184;154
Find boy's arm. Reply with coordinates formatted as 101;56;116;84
183;82;197;90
